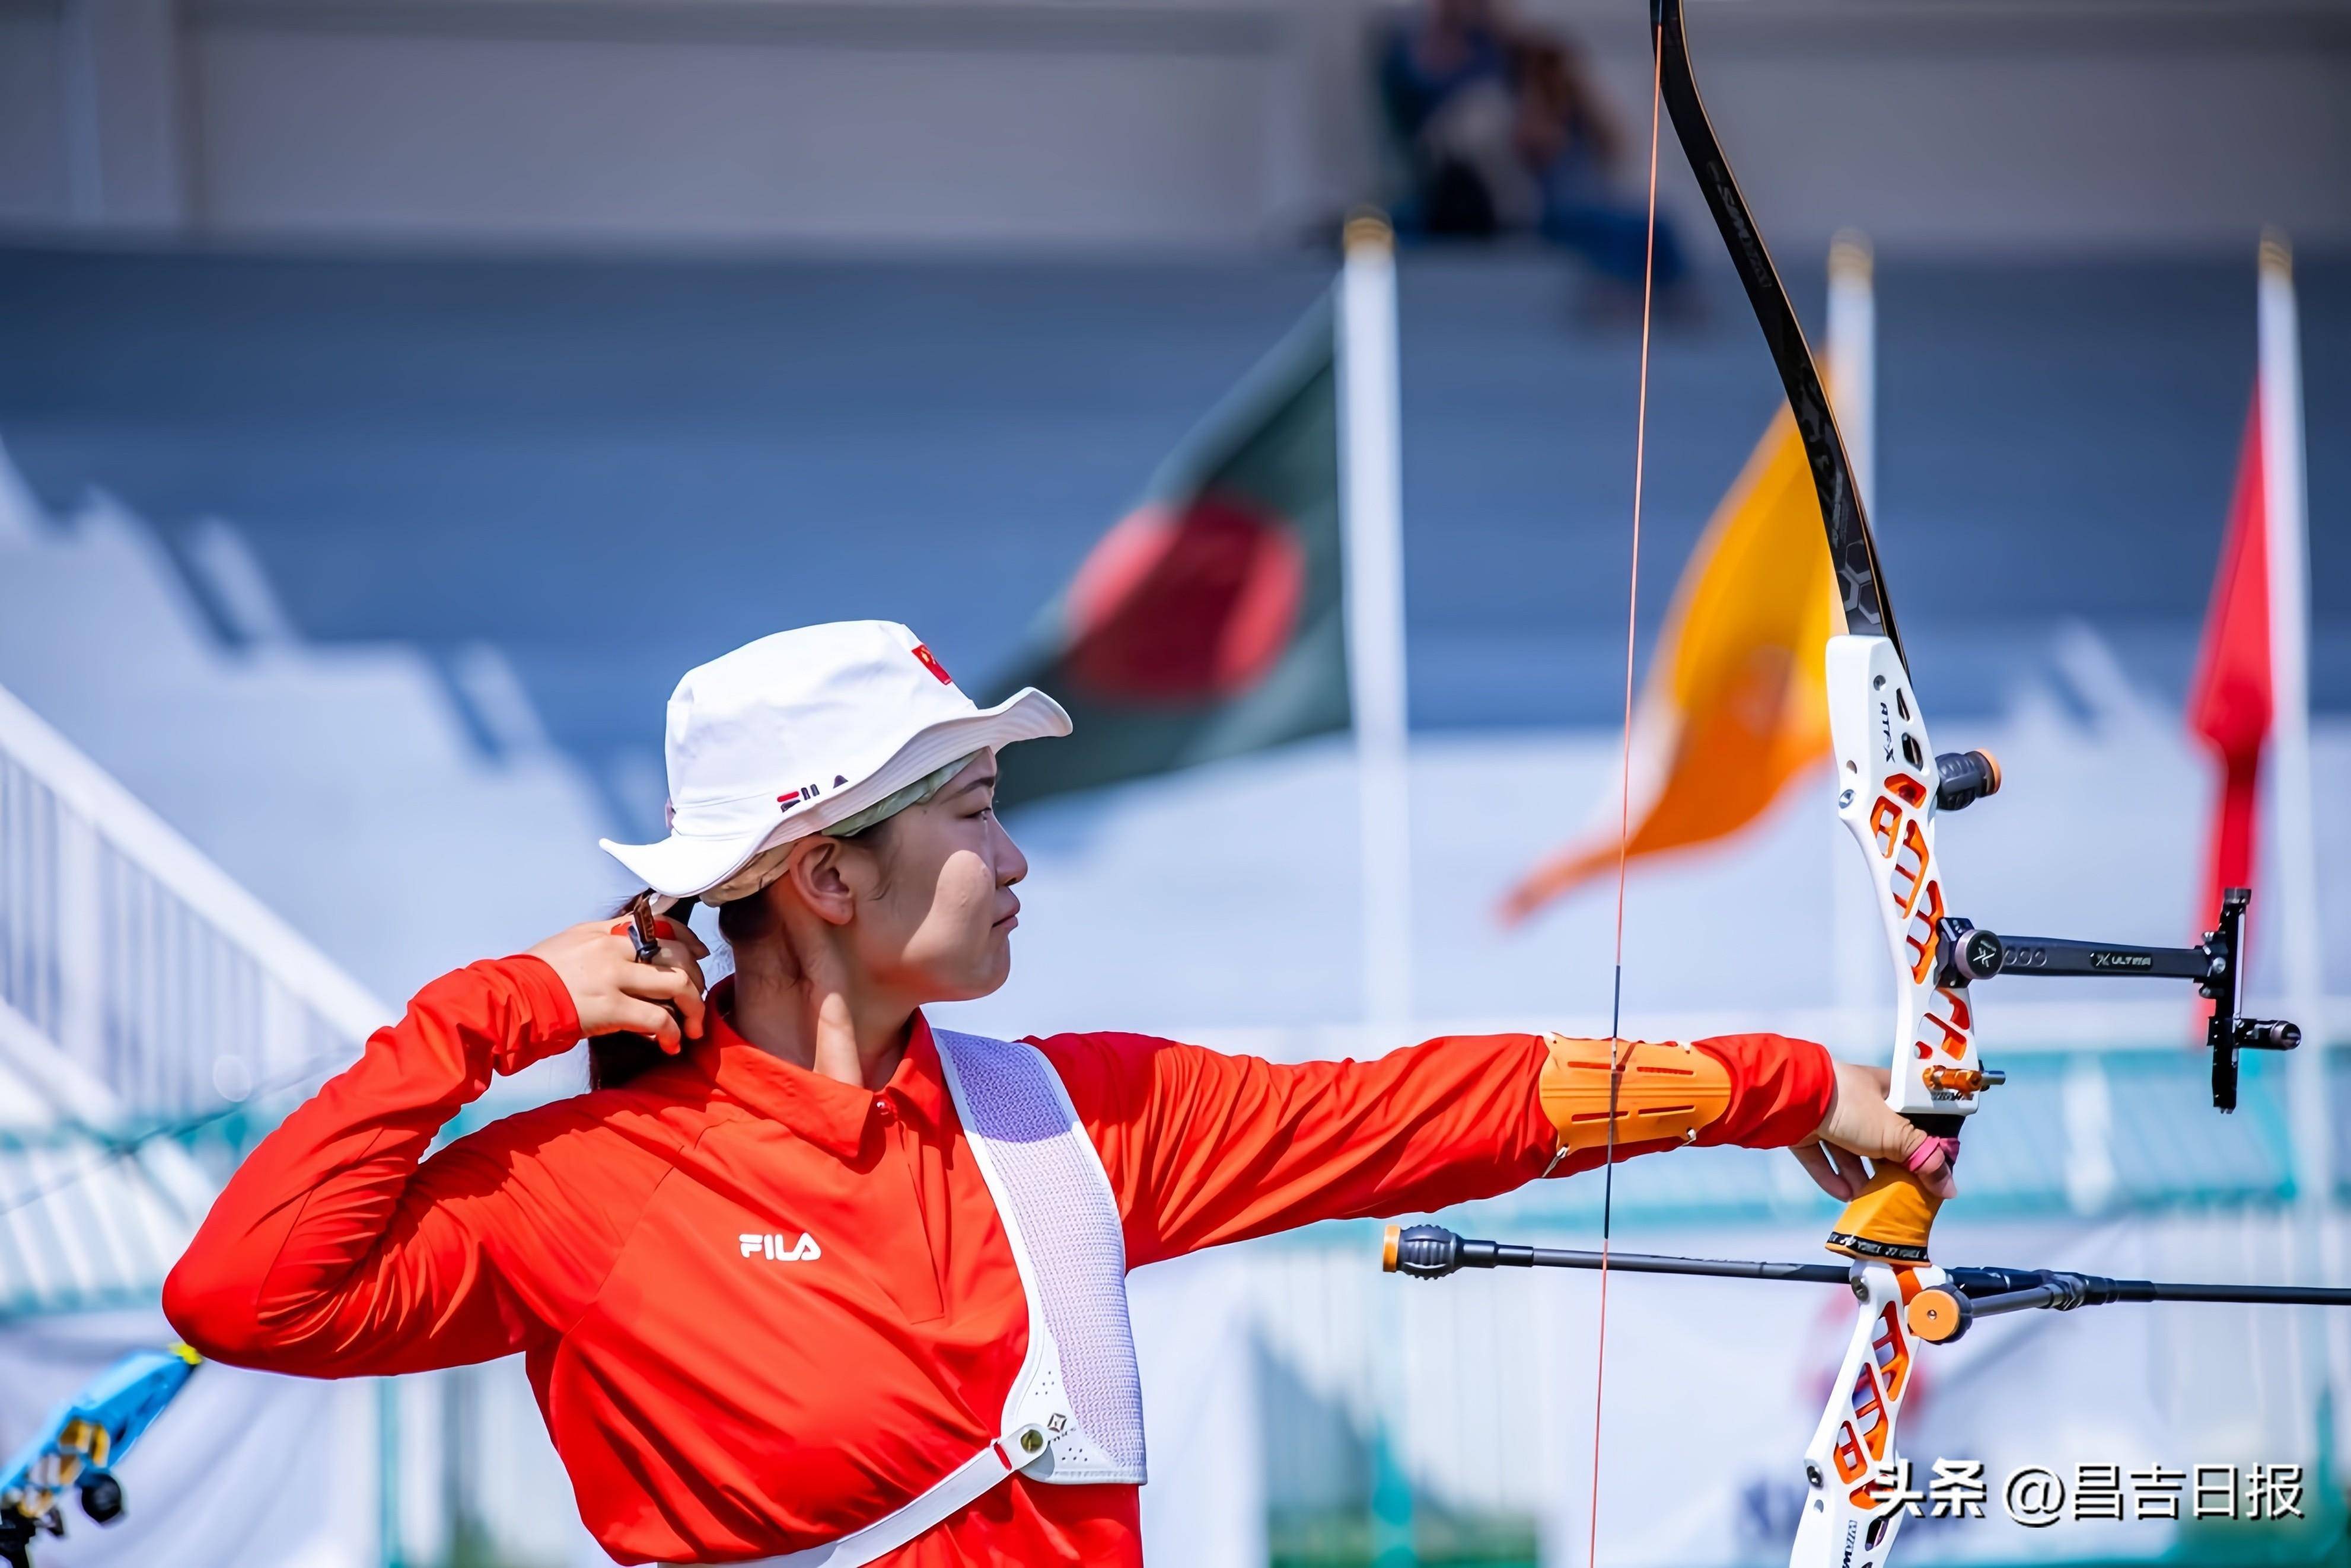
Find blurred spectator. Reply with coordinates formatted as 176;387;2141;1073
1379;0;1685;292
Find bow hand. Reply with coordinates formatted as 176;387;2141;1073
1795;1060;1958;1202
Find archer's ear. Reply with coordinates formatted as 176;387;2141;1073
782;839;861;926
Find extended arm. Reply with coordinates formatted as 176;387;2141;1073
1040;1028;1837;1267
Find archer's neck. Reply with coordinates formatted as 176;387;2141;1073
731;961;915;1091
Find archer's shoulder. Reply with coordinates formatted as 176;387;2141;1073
431;1053;719;1182
1022;1030;1224;1114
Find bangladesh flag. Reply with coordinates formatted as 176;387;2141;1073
988;293;1348;809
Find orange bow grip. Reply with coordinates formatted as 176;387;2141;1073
1824;1162;1944;1265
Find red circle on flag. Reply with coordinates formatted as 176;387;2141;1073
1062;495;1304;703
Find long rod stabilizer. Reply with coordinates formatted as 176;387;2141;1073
1383;1224;2351;1343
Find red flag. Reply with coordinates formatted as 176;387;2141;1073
2185;394;2273;925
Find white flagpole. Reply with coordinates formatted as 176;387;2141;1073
1339;212;1414;1032
1340;209;1420;1568
2261;230;2327;1148
2258;228;2340;1458
1826;231;1878;1048
1827;231;1876;519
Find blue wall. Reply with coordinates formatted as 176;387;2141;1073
2;244;2343;836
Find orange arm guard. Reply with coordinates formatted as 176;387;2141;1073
1537;1034;1734;1153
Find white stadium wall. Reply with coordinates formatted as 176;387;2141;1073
2;0;2349;255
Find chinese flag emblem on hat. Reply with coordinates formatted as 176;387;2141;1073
910;643;954;684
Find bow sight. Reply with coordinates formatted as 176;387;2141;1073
1915;749;2297;1111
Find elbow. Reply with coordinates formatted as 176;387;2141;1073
162;1254;267;1363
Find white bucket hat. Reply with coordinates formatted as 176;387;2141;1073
599;621;1071;898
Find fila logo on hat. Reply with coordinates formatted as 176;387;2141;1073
776;775;855;810
597;621;1071;900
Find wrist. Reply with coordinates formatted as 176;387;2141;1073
477;955;584;1075
1691;1033;1838;1149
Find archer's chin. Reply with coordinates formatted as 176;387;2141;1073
960;939;1016;1002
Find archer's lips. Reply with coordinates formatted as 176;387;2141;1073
993;898;1021;932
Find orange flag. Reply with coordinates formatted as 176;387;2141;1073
1500;397;1840;922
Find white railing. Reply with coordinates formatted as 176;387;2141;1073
0;680;388;1127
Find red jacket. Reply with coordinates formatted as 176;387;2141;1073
163;957;1831;1564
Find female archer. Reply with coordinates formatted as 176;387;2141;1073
164;619;1951;1567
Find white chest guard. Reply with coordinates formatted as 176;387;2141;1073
731;1027;1146;1568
